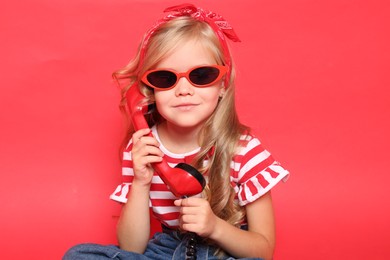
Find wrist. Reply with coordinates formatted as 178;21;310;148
127;181;151;202
209;217;224;241
131;179;151;191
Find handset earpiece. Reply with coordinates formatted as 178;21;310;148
126;84;205;197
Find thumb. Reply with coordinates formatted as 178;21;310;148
174;199;182;206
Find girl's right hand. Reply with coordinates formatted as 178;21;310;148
131;128;164;186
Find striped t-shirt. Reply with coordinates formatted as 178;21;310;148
110;125;289;228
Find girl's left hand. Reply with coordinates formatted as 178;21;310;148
174;197;218;238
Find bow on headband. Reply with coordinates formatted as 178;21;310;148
138;3;241;87
163;4;241;43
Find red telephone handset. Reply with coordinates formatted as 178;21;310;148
126;85;206;197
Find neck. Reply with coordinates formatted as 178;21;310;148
157;121;201;154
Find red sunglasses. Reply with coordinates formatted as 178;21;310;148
141;65;227;90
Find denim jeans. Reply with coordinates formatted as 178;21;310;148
63;227;263;260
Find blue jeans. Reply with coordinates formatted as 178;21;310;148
63;227;263;260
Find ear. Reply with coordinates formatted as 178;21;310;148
219;87;226;98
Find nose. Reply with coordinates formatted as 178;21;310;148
174;76;194;96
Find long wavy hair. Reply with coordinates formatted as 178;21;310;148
113;16;248;235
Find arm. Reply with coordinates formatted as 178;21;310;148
116;128;164;253
175;191;275;259
211;192;275;259
116;180;151;253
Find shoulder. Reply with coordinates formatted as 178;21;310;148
235;131;265;159
231;130;288;183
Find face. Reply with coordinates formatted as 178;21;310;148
153;39;224;131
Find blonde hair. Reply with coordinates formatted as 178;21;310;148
113;16;249;252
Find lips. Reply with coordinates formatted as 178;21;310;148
173;103;198;110
174;103;196;107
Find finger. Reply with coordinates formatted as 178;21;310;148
181;205;202;215
132;139;163;159
181;198;188;207
180;223;198;233
135;137;162;152
181;214;198;224
174;198;204;209
181;197;205;207
139;155;164;164
173;198;189;207
132;128;151;143
133;147;164;164
144;144;164;156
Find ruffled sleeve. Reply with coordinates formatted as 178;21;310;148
109;142;134;203
231;135;289;206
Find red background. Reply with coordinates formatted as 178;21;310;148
1;0;389;259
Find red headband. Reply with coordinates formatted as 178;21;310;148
138;3;241;87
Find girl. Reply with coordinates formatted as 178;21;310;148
64;3;289;260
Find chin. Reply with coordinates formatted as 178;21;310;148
169;119;204;129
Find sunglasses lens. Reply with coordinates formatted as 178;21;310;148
189;67;220;86
147;71;177;89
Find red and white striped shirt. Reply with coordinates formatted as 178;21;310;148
110;125;289;228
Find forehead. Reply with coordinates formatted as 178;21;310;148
156;39;218;70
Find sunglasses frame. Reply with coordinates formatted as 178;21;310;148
141;65;227;90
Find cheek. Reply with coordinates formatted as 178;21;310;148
154;91;168;104
201;93;221;115
204;89;221;104
154;92;170;114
